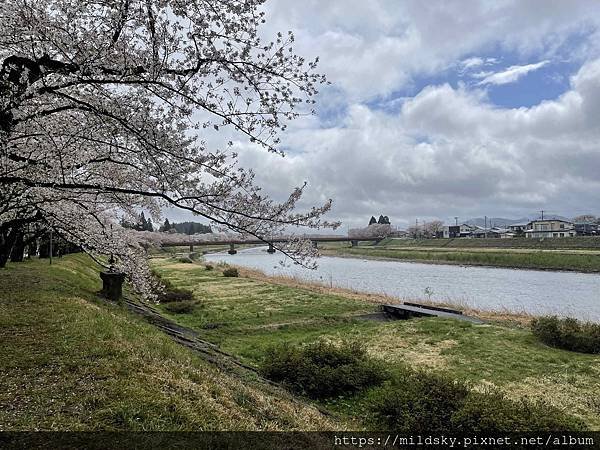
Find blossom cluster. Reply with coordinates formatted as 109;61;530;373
0;0;337;298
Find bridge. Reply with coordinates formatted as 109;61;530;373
161;236;383;255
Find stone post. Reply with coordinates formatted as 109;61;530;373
228;243;237;255
100;271;126;302
267;243;276;253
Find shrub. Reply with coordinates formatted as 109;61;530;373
164;301;196;314
368;371;586;432
205;264;214;271
368;369;469;433
157;279;194;303
531;316;600;354
261;340;389;399
451;390;586;432
223;267;239;277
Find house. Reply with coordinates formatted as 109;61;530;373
574;222;598;236
470;226;514;238
492;227;515;239
508;222;529;235
470;226;489;238
525;219;576;238
443;223;476;238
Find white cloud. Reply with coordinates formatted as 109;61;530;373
235;59;600;228
459;57;499;73
260;0;600;102
476;60;550;85
167;2;600;227
461;57;486;70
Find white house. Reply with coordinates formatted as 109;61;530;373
525;219;576;238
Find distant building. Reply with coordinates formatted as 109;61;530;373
574;222;599;236
443;223;476;238
508;222;529;235
525;219;576;238
470;226;514;239
389;228;409;238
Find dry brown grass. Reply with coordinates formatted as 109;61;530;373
236;266;533;327
504;369;600;429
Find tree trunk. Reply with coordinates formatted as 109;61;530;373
38;235;50;258
9;232;25;262
0;230;17;268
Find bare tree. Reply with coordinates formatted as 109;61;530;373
407;225;420;239
572;215;596;223
422;220;444;238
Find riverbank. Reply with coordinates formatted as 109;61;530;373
0;255;339;431
320;243;600;273
152;257;600;429
234;265;536;327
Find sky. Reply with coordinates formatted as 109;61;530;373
170;0;600;230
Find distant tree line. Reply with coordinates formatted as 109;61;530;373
120;212;155;232
159;219;212;235
119;214;213;235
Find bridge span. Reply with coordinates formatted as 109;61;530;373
161;236;382;255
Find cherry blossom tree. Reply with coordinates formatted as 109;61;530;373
422;220;444;238
0;0;337;297
348;223;391;239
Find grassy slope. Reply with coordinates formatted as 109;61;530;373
152;258;600;429
0;255;339;431
380;237;600;249
321;239;600;272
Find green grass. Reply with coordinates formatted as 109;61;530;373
378;236;600;250
330;247;600;272
152;258;600;429
0;255;339;431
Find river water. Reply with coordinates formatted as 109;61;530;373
204;247;600;322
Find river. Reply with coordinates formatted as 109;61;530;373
204;247;600;322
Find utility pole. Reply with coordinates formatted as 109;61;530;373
454;217;459;226
415;218;419;239
540;210;545;220
484;216;487;239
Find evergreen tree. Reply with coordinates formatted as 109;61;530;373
369;216;377;225
146;218;154;232
375;215;391;225
161;218;171;232
138;212;148;231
